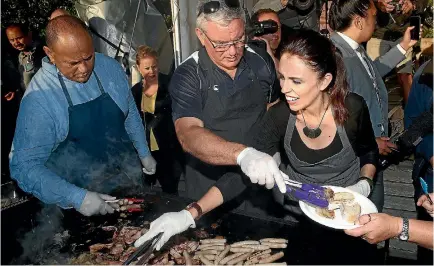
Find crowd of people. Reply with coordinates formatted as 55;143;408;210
2;0;433;262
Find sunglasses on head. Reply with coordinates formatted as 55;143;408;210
197;0;240;17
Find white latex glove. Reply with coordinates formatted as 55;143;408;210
237;147;287;193
77;191;116;216
272;152;281;166
346;180;371;197
141;155;157;175
134;210;195;250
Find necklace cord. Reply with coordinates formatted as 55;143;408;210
301;104;330;130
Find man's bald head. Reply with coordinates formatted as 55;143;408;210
49;8;70;20
46;15;90;48
44;16;95;83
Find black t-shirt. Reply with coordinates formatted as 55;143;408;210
290;127;343;164
168;46;280;122
255;93;379;168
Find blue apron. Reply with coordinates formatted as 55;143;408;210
45;71;145;196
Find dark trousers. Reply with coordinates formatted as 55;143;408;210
369;170;385;212
412;158;434;264
146;148;184;194
1;96;20;181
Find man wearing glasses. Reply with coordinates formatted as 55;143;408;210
134;0;286;249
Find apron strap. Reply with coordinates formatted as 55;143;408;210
57;71;105;107
94;72;105;94
57;72;73;107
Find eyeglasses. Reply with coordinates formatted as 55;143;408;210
197;0;240;17
201;30;245;52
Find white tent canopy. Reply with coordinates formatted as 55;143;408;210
170;0;259;66
75;0;260;80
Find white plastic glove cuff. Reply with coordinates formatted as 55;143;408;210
347;180;371;197
236;147;254;165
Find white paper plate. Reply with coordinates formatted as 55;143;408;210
299;186;378;230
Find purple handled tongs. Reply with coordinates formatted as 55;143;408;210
281;172;329;208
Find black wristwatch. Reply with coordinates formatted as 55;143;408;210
398;218;410;241
358;176;374;191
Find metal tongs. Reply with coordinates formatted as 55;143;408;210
281;172;329;208
123;232;163;265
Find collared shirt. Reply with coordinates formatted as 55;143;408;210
337;32;406;79
9;53;150;209
18;41;45;91
170;46;280;122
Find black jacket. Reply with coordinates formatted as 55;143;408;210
131;73;177;150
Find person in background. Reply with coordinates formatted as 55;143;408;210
251;9;282;69
404;58;433;264
345;193;433;251
253;0;321;33
9;16;156;217
1;29;22;180
131;45;183;194
5;23;45;93
329;0;419;211
49;8;70;20
367;0;417;104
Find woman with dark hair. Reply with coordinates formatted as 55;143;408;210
131;45;183;194
255;29;378;213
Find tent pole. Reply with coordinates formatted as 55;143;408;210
171;0;182;67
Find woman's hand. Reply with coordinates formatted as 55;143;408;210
344;213;402;244
417;193;433;217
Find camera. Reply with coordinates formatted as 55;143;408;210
249;19;279;37
287;0;315;11
390;0;402;13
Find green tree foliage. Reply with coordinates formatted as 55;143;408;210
1;0;77;35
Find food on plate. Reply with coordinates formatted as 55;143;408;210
315;207;336;219
313;188;363;225
340;202;361;224
324;187;335;202
332;192;355;203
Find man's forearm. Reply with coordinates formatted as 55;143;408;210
360;164;376;179
408;219;433;249
177;123;246;165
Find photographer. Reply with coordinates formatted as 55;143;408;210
251;9;282;70
253;0;322;34
367;0;418;104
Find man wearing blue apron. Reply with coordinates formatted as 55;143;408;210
9;16;156;216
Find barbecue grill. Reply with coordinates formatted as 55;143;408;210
1;191;384;265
